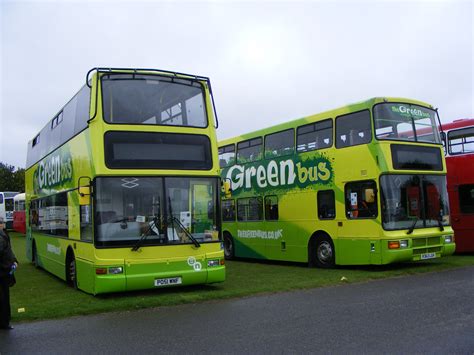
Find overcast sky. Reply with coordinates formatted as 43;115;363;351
1;0;473;169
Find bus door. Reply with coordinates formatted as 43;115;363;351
189;181;218;241
338;181;380;264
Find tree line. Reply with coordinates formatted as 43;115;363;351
0;162;25;192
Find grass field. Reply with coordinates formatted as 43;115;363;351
8;232;474;323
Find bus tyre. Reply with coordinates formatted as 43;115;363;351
223;233;234;260
311;235;335;268
67;252;78;289
32;242;40;269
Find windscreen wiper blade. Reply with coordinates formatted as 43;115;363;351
437;214;445;232
132;218;159;251
170;216;201;248
406;217;419;235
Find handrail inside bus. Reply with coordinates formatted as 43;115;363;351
85;67;219;128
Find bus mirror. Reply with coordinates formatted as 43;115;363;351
223;180;232;198
79;186;91;205
365;188;375;203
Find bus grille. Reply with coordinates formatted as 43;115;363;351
412;237;441;248
413;247;442;255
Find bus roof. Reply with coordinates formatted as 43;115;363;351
440;118;474;132
219;97;433;146
0;192;19;198
13;193;25;201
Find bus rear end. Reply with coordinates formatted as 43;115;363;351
1;192;19;229
13;193;26;234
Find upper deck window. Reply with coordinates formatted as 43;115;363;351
265;129;294;159
218;144;235;168
448;126;474;155
373;103;441;144
336;110;371;148
297;119;333;152
101;74;207;128
237;138;263;164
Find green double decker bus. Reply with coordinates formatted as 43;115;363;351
219;97;455;267
25;68;225;294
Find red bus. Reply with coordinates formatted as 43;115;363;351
13;193;26;234
441;119;474;252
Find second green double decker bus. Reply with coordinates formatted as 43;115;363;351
26;68;225;294
219;97;455;267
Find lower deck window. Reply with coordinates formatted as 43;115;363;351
459;184;474;214
264;196;279;220
30;192;69;237
345;181;378;219
237;197;263;221
318;190;336;219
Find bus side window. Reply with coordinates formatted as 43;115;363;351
237;197;263;221
264;129;294;159
218;144;235;168
317;190;335;220
336;110;372;148
459;184;474;214
264;196;279;221
345;181;378;219
237;138;263;164
222;199;236;222
296;119;333;153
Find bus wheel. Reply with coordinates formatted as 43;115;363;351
66;252;78;289
32;242;40;269
309;235;336;269
223;233;234;260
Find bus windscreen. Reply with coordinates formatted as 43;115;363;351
374;103;441;144
101;74;208;128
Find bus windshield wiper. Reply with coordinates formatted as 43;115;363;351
168;196;200;248
406;217;419;235
437;213;445;232
170;216;201;248
132;217;160;251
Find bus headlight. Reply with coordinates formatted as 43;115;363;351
399;240;408;248
207;259;220;267
444;235;453;244
108;267;123;274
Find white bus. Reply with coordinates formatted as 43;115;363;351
0;192;19;229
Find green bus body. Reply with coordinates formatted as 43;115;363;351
219;97;455;266
25;68;225;294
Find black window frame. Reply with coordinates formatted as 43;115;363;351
335;109;372;149
391;144;443;171
104;131;213;170
222;198;236;222
29;191;70;238
264;195;279;221
100;73;209;129
218;144;236;168
447;126;474;155
372;102;442;145
237;197;263;222
459;184;474;214
296;118;333;153
264;128;295;159
344;180;378;219
317;190;336;220
237;137;263;164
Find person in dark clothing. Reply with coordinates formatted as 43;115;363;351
0;217;18;330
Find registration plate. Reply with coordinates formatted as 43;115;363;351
154;277;182;287
420;252;437;260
